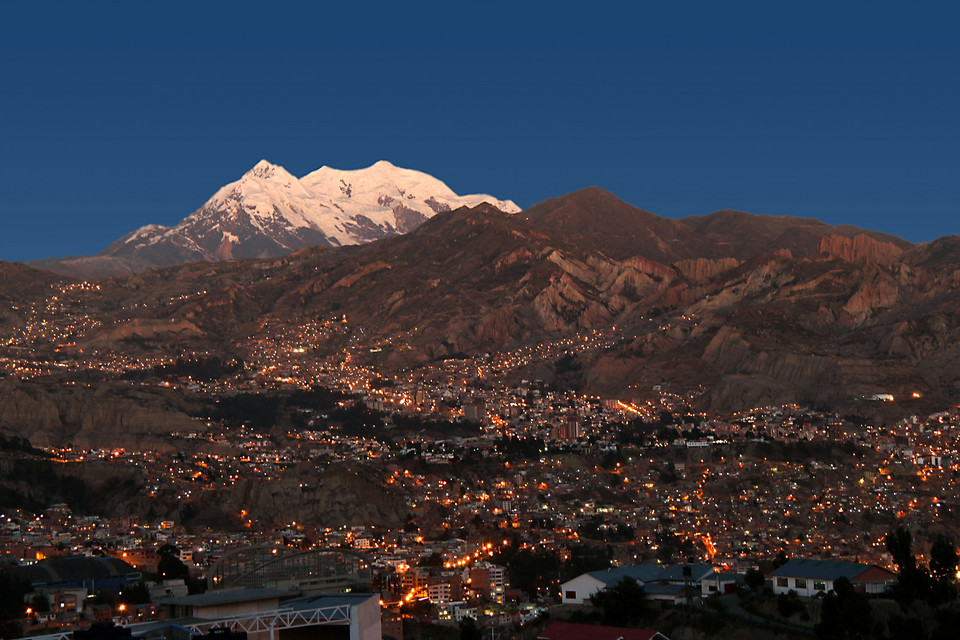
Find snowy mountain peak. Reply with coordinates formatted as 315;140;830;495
207;160;310;206
101;159;520;267
243;159;297;183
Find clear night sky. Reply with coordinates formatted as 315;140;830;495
2;2;958;262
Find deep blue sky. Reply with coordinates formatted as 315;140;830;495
2;1;958;262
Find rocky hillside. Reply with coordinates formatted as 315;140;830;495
0;379;205;450
0;261;65;328
225;464;407;529
5;188;960;425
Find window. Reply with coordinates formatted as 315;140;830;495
565;591;576;600
777;578;788;588
795;578;807;589
814;581;826;591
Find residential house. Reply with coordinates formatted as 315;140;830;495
770;559;896;597
700;570;742;597
560;565;663;605
560;564;713;605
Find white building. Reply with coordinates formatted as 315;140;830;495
561;564;692;605
152;589;382;640
699;571;741;597
770;559;896;597
428;581;452;604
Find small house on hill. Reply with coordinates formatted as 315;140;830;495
770;558;896;597
560;565;663;605
560;563;714;605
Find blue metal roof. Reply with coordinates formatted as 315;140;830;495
158;588;289;607
586;564;665;586
659;563;714;582
585;563;717;587
769;558;871;580
283;593;378;609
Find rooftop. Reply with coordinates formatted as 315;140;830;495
769;558;872;580
8;556;139;586
157;588;289;607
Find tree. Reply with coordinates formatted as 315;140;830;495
883;526;952;606
459;616;482;640
157;544;189;580
417;552;444;568
503;548;559;597
929;535;957;581
744;567;765;591
28;592;50;614
120;582;151;605
886;526;915;572
816;577;872;639
186;576;207;595
772;550;790;569
0;569;32;620
88;589;117;607
777;589;802;618
563;546;612;581
590;577;647;627
402;597;433;619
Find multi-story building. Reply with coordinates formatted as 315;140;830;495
470;562;507;602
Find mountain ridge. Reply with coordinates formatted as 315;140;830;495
7;187;960;441
57;188;954;414
29;160;520;277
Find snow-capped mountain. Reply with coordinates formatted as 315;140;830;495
98;160;520;267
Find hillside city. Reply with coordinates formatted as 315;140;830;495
5;1;960;637
1;280;959;638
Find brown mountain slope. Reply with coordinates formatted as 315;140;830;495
0;378;206;449
5;189;959;425
519;187;691;261
521;187;912;262
0;261;67;329
0;260;65;299
683;209;911;260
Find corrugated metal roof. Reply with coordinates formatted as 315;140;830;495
769;559;871;580
158;588;288;606
659;564;714;582
585;563;715;587
8;556;138;586
283;593;377;609
586;564;664;586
